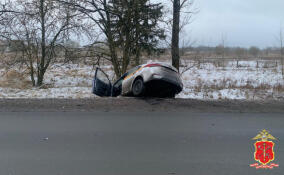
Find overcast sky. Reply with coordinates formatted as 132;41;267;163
180;0;284;48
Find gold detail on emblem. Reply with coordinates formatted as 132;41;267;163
252;129;276;141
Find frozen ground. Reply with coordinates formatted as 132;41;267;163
177;59;284;100
0;60;283;100
0;64;98;99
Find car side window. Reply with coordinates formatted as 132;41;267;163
96;69;111;85
93;68;112;97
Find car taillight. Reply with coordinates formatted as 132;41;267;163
144;63;161;68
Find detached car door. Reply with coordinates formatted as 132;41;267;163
92;68;112;97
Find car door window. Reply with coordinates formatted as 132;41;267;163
96;69;110;85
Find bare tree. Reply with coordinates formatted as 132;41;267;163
58;0;165;78
278;27;284;78
0;0;86;86
220;33;227;59
180;33;195;56
164;0;196;71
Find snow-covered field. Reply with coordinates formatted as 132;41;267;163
0;64;97;99
177;60;284;100
0;60;283;100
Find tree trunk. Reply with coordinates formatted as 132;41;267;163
134;0;140;66
280;29;283;79
135;48;141;66
172;0;180;71
105;2;121;79
281;47;284;78
29;59;36;86
122;9;131;74
37;71;45;87
108;41;121;78
281;56;284;78
37;0;46;86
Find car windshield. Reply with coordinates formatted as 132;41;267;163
113;66;141;88
118;66;141;80
126;66;140;75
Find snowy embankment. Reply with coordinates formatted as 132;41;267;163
0;60;283;100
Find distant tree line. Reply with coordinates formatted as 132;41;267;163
181;46;284;59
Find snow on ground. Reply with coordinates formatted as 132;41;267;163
0;64;111;99
177;60;284;100
0;60;283;100
0;87;91;99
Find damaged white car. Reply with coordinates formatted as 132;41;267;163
92;63;183;98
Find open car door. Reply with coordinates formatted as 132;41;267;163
92;68;112;97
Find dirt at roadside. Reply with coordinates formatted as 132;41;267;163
0;98;283;113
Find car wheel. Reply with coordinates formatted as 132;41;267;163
132;78;145;97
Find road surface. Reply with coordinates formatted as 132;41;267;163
0;99;283;175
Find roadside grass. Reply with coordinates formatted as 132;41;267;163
193;78;284;91
178;59;284;100
0;70;31;89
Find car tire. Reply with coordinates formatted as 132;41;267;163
132;78;145;97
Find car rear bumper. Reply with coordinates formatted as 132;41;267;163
153;76;182;90
144;79;182;97
146;68;183;89
144;70;183;95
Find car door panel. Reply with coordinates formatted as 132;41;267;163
92;68;112;97
122;75;134;95
121;66;141;95
112;78;123;97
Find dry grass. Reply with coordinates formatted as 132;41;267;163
192;78;284;92
0;70;31;89
66;69;79;77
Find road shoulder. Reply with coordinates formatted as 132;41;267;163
0;98;284;113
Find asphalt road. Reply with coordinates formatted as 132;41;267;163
0;111;283;175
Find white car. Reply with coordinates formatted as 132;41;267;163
92;63;183;98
